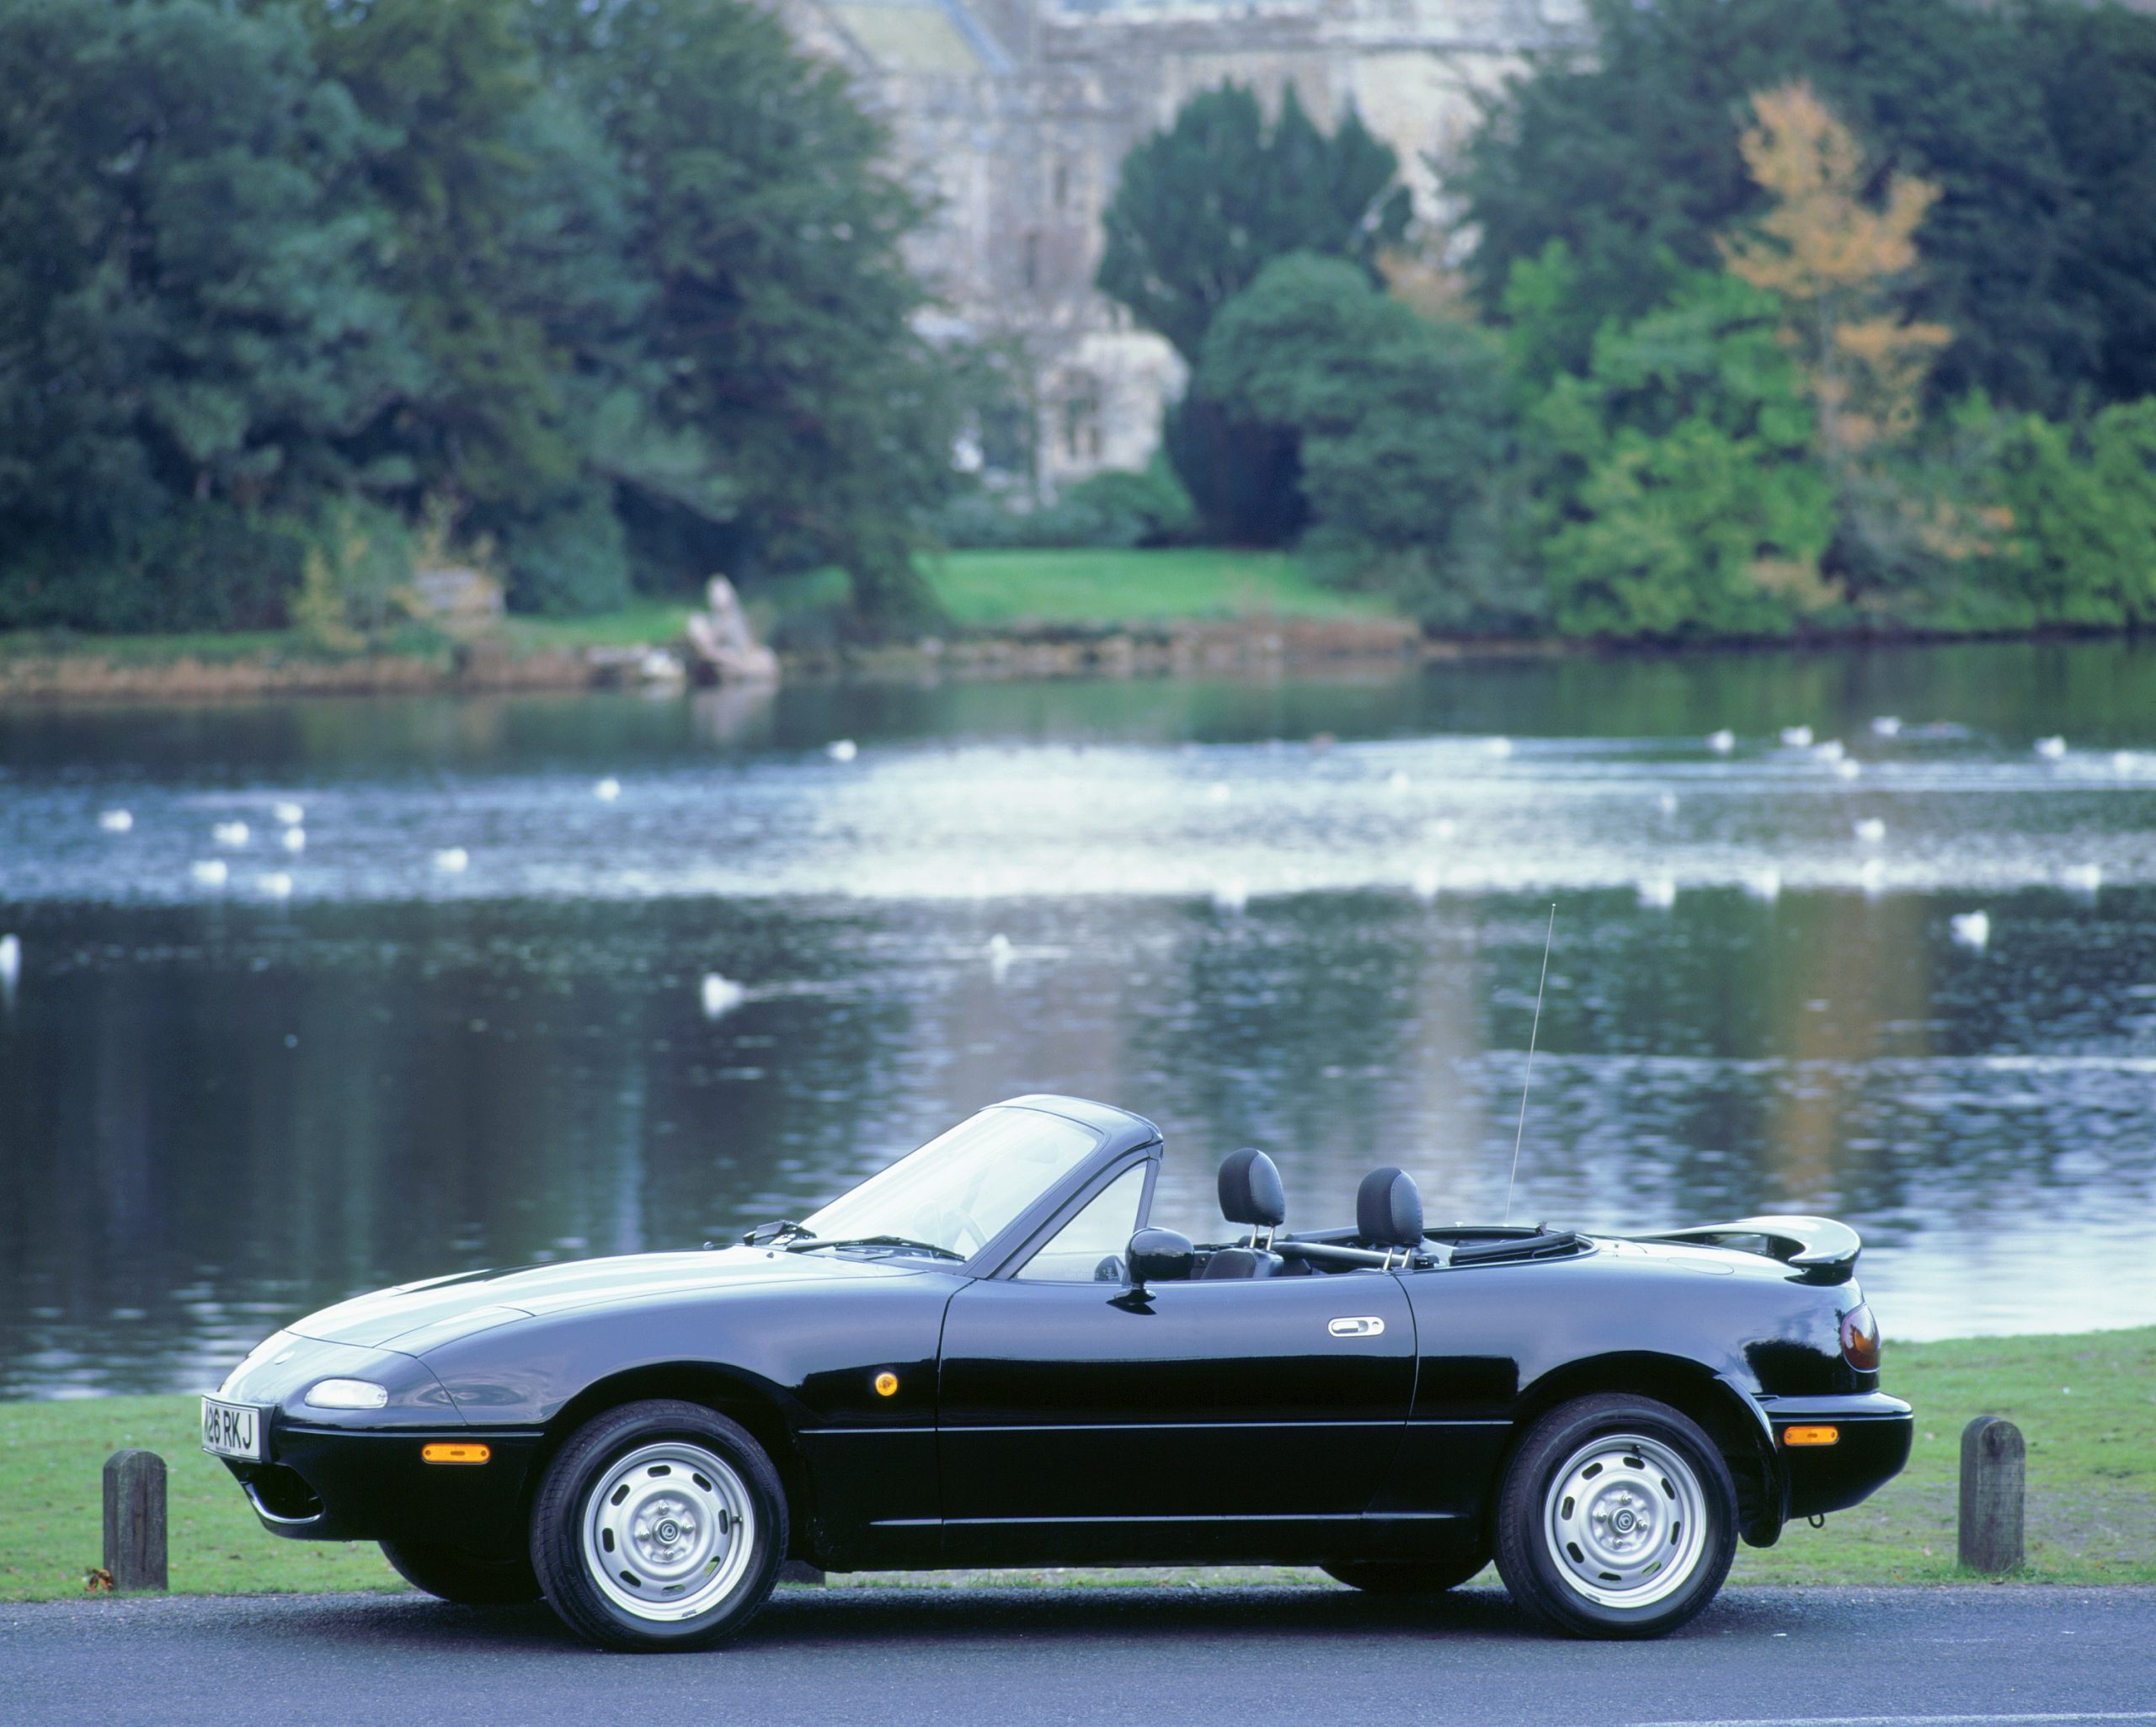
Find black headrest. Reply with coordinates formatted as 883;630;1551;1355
1358;1166;1423;1250
1217;1148;1286;1229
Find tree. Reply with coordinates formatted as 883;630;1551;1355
1098;84;1410;543
1519;271;1835;638
1456;0;2101;413
1197;255;1518;627
0;0;415;629
532;0;958;627
1987;399;2156;629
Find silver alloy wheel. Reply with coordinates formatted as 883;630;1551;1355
580;1441;756;1623
1541;1431;1709;1611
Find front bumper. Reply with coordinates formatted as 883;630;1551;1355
1762;1392;1913;1519
224;1422;546;1559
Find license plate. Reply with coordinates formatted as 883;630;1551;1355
201;1396;265;1461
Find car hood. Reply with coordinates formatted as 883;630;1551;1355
287;1246;929;1352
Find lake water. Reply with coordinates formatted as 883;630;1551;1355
3;640;2154;1397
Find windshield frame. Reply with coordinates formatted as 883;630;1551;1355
801;1100;1158;1274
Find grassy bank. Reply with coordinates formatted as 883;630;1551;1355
4;1326;2148;1603
918;548;1392;630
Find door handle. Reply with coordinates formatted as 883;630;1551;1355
1328;1316;1385;1337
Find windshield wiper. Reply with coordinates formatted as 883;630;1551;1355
785;1234;966;1261
743;1219;814;1247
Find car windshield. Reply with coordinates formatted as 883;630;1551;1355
801;1108;1101;1260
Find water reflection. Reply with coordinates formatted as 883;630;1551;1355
2;641;2153;1394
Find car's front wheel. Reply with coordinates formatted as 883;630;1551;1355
1493;1393;1736;1639
381;1538;541;1605
530;1399;786;1651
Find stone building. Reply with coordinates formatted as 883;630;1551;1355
778;0;1586;493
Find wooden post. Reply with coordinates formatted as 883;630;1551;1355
103;1449;168;1592
1958;1415;2025;1574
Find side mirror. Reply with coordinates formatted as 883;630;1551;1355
1124;1227;1194;1294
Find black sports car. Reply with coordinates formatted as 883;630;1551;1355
204;1095;1911;1650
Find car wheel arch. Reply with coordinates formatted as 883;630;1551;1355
1505;1352;1780;1545
531;1364;812;1559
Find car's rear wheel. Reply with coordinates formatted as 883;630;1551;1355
1493;1394;1736;1639
530;1399;785;1652
1321;1552;1488;1595
381;1538;541;1606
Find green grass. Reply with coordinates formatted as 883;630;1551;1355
4;1327;2149;1603
918;547;1396;630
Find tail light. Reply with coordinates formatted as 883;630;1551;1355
1839;1303;1881;1372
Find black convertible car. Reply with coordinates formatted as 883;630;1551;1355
205;1095;1910;1650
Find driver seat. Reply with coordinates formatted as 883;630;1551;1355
1202;1147;1286;1279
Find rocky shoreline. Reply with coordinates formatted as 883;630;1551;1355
0;614;1445;704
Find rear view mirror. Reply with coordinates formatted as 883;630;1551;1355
1125;1228;1194;1293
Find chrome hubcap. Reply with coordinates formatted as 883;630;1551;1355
1543;1431;1708;1610
581;1441;755;1623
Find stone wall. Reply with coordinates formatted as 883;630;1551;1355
781;0;1583;492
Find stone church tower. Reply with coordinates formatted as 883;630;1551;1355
777;0;1586;493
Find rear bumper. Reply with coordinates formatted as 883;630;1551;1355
1763;1392;1913;1519
224;1422;543;1559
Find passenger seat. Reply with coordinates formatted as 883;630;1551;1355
1357;1165;1424;1265
1202;1148;1287;1279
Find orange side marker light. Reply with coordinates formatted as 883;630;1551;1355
873;1371;899;1398
1783;1426;1840;1447
420;1442;492;1464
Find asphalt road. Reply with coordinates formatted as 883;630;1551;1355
5;1585;2154;1727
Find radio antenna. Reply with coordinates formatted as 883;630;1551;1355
1503;903;1556;1225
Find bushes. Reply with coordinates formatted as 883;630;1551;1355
936;460;1196;551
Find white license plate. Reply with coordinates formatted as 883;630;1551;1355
201;1396;265;1461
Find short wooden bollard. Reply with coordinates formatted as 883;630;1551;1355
103;1449;168;1592
1958;1415;2025;1574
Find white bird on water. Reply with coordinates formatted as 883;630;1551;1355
1657;791;1679;816
190;859;229;887
1870;716;1903;738
1207;781;1232;805
1950;910;1991;951
1860;856;1886;895
1386;770;1412;793
0;933;19;991
594;778;622;802
2063;863;2102;896
1411;866;1442;903
1484;737;1513;759
1780;725;1814;749
827;739;858;763
985;933;1015;979
281;827;306;853
1744;867;1782;902
699;973;747;1018
1637;876;1677;909
433;847;469;874
1813;739;1846;763
1706;728;1735;754
212;821;249;848
273;801;305;827
2035;736;2068;760
1834;758;1862;780
1212;878;1249;914
257;871;294;899
1854;818;1886;845
98;808;133;834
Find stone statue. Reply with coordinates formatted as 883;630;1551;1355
685;575;780;684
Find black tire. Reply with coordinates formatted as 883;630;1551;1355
1321;1553;1489;1595
530;1399;787;1652
1493;1394;1736;1639
381;1538;542;1606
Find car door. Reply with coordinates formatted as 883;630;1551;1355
937;1178;1416;1563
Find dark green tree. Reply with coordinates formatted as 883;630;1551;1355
1097;83;1411;364
1197;255;1519;627
1097;83;1411;542
1457;0;2102;412
0;0;415;629
532;0;958;627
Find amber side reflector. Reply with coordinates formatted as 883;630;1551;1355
873;1371;899;1398
1783;1426;1840;1447
421;1442;491;1465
